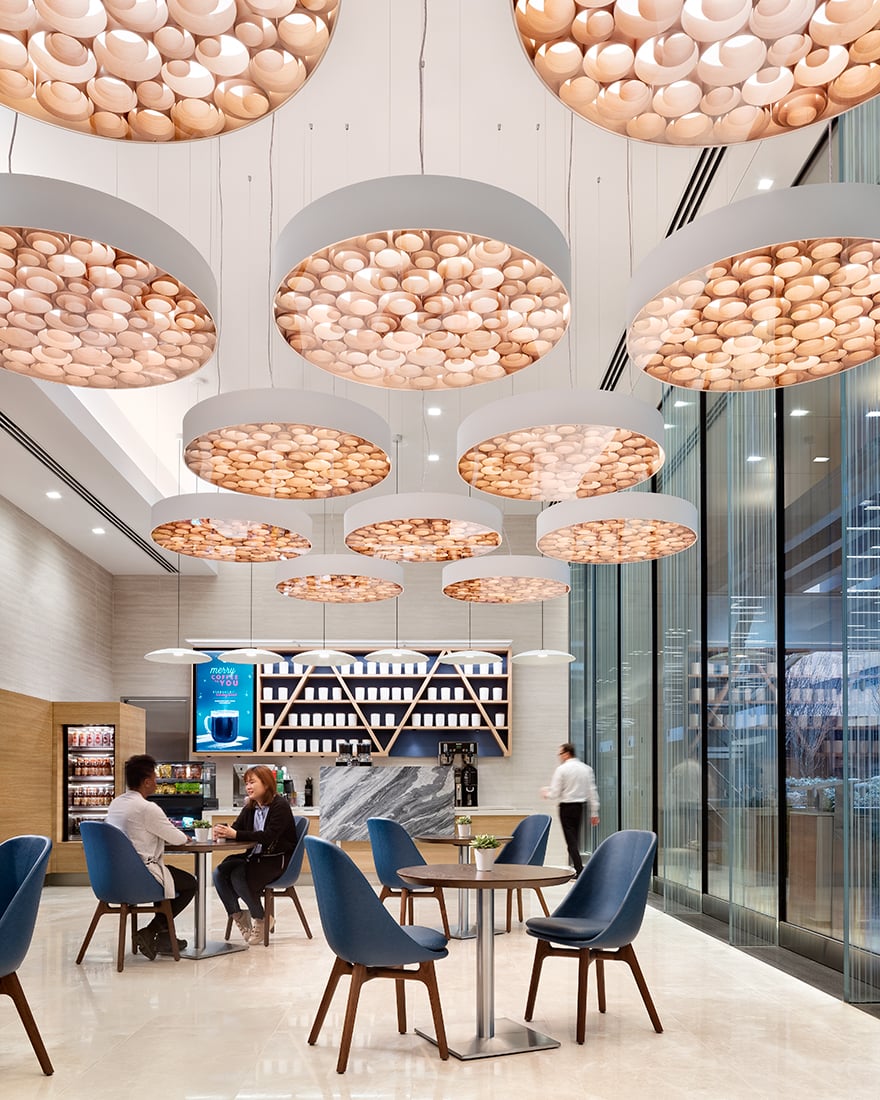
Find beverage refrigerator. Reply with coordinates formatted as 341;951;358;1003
63;724;117;840
149;761;217;833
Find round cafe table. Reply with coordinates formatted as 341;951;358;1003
415;834;512;939
166;839;249;959
397;862;571;1059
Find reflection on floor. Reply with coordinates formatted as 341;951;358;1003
4;881;880;1099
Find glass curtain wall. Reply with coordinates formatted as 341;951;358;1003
619;530;653;834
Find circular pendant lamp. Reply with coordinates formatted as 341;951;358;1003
0;0;339;142
151;493;312;562
275;553;404;603
441;555;571;603
145;646;211;664
513;0;880;147
343;492;503;562
272;174;571;391
512;647;575;666
0;174;216;388
536;493;698;564
219;645;285;665
457;388;665;500
628;183;880;392
182;388;391;498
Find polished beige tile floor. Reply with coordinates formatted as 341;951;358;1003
4;881;880;1099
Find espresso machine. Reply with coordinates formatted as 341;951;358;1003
439;741;478;808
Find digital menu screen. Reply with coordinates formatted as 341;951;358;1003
192;654;255;752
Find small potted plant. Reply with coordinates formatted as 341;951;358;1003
192;820;213;842
470;833;500;871
455;814;472;839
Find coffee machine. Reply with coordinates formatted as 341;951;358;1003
439;740;478;808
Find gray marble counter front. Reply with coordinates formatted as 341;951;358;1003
319;765;454;841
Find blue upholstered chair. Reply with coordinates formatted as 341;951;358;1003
223;814;312;946
76;821;181;972
524;829;662;1044
305;837;449;1074
367;817;451;937
0;835;53;1076
494;813;552;931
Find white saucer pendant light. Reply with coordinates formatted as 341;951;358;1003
182;389;391;499
144;556;211;665
628;183;880;391
343;492;504;562
275;553;404;604
512;598;574;666
513;0;880;147
272;174;571;391
457;388;665;500
218;564;285;665
0;0;340;142
0;174;216;388
536;494;699;564
150;494;312;562
441;555;571;603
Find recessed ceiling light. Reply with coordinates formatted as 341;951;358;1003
867;410;880;418
673;400;691;408
746;456;764;463
45;491;62;500
664;423;676;429
813;456;831;463
427;407;442;417
427;453;440;463
790;409;810;418
92;527;106;535
757;179;774;191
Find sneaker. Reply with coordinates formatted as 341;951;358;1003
231;911;252;943
156;933;188;955
248;918;266;945
134;928;158;961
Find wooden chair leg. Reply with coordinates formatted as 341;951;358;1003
621;945;663;1032
262;892;272;946
289;887;313;938
535;887;550;917
399;890;408;926
0;972;53;1075
434;888;451;939
421;961;449;1060
407;894;415;924
576;949;591;1044
337;963;367;1074
395;975;407;1033
75;901;108;965
117;906;129;972
595;956;606;1014
517;888;524;925
309;957;349;1046
505;889;513;933
524;938;551;1021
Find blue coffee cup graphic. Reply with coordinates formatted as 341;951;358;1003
205;710;238;743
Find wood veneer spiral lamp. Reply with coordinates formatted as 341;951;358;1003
182;389;392;499
0;174;217;387
275;553;404;603
457;388;665;500
441;555;571;603
536;493;698;564
627;183;880;391
343;492;503;562
513;0;880;147
0;0;339;141
150;493;312;562
272;175;571;391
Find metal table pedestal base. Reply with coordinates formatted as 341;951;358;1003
416;1019;560;1060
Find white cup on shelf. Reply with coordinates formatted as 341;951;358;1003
278;661;289;675
380;687;390;701
367;687;378;701
370;712;381;726
471;713;479;727
355;687;365;701
391;686;402;701
454;687;464;700
273;739;283;752
297;739;307;752
495;713;505;726
492;662;502;674
367;662;377;675
492;687;502;700
448;713;458;727
347;714;356;727
441;687;451;701
309;739;320;752
479;687;489;701
278;687;288;701
301;714;310;727
322;739;332;753
379;662;390;675
318;687;329;701
262;687;273;701
479;663;490;674
384;712;394;726
412;714;422;726
427;687;437;701
264;712;275;726
289;714;298;727
332;687;342;701
424;713;433;727
403;687;413;701
284;739;294;753
304;687;314;700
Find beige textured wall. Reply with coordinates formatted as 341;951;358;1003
0;496;113;700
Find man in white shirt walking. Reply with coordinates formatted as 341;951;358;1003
106;754;196;960
541;742;600;875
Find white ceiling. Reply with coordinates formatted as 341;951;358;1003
0;0;828;577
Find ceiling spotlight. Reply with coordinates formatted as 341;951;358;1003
457;388;665;501
45;491;62;500
0;0;340;142
91;527;105;535
790;409;810;417
757;179;775;191
427;406;442;416
513;0;880;147
427;453;440;463
273;175;570;391
0;175;216;388
628;183;880;391
182;389;391;499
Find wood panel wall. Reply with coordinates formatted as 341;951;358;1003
0;689;53;842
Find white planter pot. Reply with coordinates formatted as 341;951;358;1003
473;847;497;871
194;828;212;842
456;824;471;838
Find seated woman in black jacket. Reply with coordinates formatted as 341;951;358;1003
213;765;296;946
